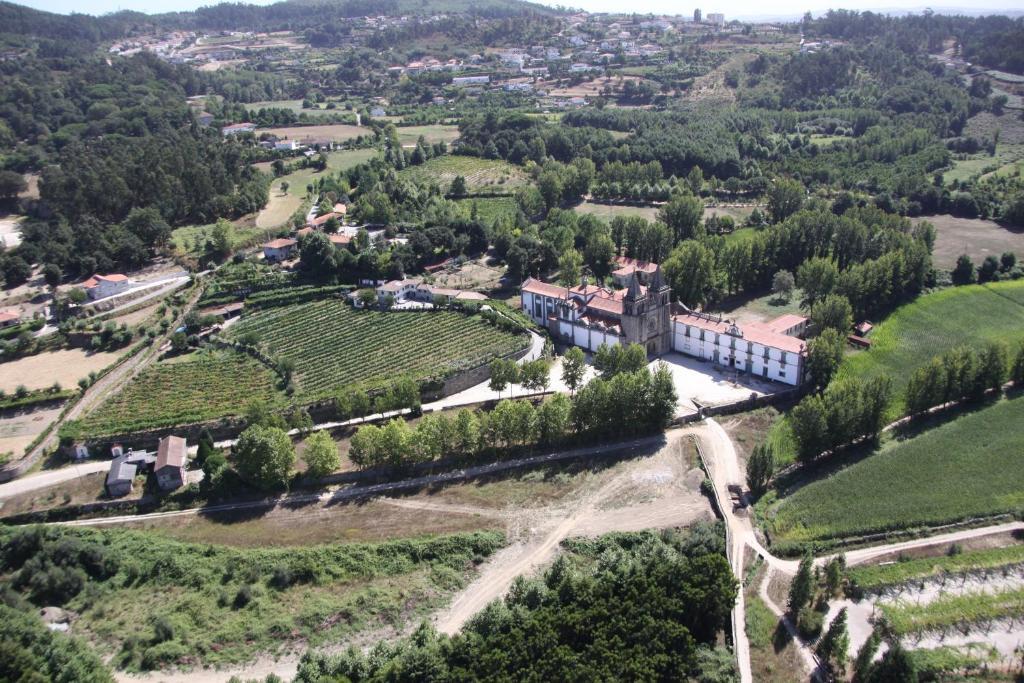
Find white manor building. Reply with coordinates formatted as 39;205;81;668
521;258;808;386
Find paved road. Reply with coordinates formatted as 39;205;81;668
0;460;109;500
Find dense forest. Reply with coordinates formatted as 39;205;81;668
293;524;738;682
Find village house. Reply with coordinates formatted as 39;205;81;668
82;274;131;300
154;435;187;491
521;261;808;386
360;278;487;307
263;237;297;262
105;455;138;497
221;122;257;136
0;309;21;328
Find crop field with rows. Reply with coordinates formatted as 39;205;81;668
228;300;528;400
835;280;1024;418
848;544;1024;593
762;395;1024;554
80;351;284;436
398;155;528;194
879;586;1024;636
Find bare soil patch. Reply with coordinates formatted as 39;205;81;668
548;75;655;98
0;348;122;393
0;471;119;517
923;213;1024;269
0;404;64;461
261;124;368;143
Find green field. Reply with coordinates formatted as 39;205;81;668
574;201;660;222
848;544;1024;593
228;300;529;400
762;395;1024;553
395;124;461;147
258;148;381;199
454;196;518;222
80;351;285;436
835;280;1024;417
399;154;528;193
171;220;281;258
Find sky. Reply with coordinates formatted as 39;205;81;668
19;0;1024;20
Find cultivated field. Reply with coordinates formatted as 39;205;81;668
763;395;1024;552
80;351;285;436
227;300;529;400
171;217;277;257
396;124;461;147
261;124;369;143
398;155;528;193
574;201;660;222
454;196;518;223
0;348;123;393
923;213;1024;269
835;280;1024;416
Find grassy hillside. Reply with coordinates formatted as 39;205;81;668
836;280;1024;417
761;394;1024;555
0;525;503;672
228;300;529;400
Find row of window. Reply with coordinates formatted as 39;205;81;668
680;325;789;365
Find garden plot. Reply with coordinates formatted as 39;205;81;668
398;155;528;193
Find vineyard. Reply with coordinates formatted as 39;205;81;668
835;280;1024;417
398;155;528;194
762;395;1024;554
79;351;285;436
879;586;1024;636
227;300;529;400
848;544;1024;594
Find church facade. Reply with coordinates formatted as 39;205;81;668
521;257;808;386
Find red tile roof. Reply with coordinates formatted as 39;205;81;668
673;311;805;354
0;310;20;323
309;212;339;227
155;435;187;470
95;273;128;282
265;238;297;249
329;234;352;245
764;314;808;333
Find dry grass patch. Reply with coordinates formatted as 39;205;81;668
923;213;1024;270
0;348;122;393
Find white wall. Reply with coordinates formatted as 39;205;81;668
671;320;803;386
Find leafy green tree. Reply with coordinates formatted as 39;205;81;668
584;232;615;282
299;232;337;280
825;554;846;596
207;219;232;260
663;240;717;307
348;423;382;468
772;270;795;301
868;643;918;683
816;608;849;674
520;359;550;392
303;430;339;479
788;554;814;613
233;425;295;490
658;192;704;244
1012;339;1024;386
561;346;587;395
488;358;519;397
537;394;571;444
454;409;480;456
745;443;774;498
767;178;805;223
557;248;583;287
951;254;976;285
42;263;63;289
806;328;845;388
450;175;467;197
797;257;839;309
853;628;882;683
811;294;853;333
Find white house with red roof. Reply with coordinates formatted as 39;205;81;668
522;262;808;386
263;237;297;263
82;274;131;300
0;309;21;328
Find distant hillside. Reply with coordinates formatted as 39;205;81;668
0;0;564;50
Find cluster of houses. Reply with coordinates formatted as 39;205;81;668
68;436;189;498
358;278;488;308
521;256;808;386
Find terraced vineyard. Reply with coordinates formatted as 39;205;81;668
398;155;528;194
80;351;285;436
228;300;528;400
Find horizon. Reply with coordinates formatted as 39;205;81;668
19;0;1024;19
